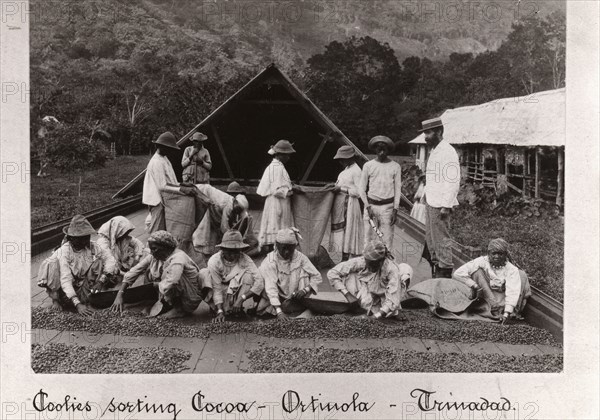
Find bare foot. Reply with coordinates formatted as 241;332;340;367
159;306;188;319
141;306;151;316
51;301;63;311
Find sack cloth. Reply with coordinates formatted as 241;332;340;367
162;185;196;243
291;185;336;267
402;277;526;322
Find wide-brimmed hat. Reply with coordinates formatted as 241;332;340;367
63;214;96;237
152;132;180;150
191;132;208;142
333;145;356;160
268;139;296;155
368;135;395;151
226;181;245;194
418;117;444;132
216;230;249;250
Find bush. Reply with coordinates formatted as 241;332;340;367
45;124;110;173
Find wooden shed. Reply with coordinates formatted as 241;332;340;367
114;64;366;199
409;88;565;205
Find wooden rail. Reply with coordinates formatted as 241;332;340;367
396;211;563;343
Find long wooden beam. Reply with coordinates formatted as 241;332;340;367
211;125;234;179
300;133;330;185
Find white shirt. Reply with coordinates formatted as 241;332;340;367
336;163;362;197
256;159;292;198
142;152;178;206
424;140;460;208
359;160;402;209
452;256;521;313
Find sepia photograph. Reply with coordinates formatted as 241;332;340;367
25;0;569;376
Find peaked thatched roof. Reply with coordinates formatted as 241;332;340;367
409;88;565;148
114;64;365;199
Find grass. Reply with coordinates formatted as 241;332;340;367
451;206;564;303
31;155;150;228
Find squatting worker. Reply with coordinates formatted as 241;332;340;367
452;238;531;324
37;215;116;316
327;240;412;321
256;140;296;253
182;132;212;184
111;231;206;319
328;145;364;261
95;215;147;288
202;230;264;323
221;191;259;257
258;228;322;320
359;135;402;251
143;131;179;233
420;117;460;278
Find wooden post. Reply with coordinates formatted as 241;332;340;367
535;147;541;199
522;149;529;197
556;148;564;206
504;147;509;176
211;125;234;179
494;148;502;175
300;133;330;184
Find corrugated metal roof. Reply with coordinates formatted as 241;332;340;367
409;88;565;147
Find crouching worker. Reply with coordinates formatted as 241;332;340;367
328;241;412;321
452;238;532;324
202;230;264;323
95;216;146;288
110;231;206;319
37;215;116;316
258;228;322;320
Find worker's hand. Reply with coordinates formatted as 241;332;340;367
390;208;398;225
344;292;358;304
286;189;294;197
292;288;309;299
212;312;226;323
440;207;451;220
366;206;375;220
501;313;511;326
90;280;104;294
469;285;482;300
76;303;94;317
110;293;124;315
232;298;244;314
277;312;290;321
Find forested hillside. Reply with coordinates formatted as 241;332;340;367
30;0;565;168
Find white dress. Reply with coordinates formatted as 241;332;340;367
329;163;364;259
256;159;294;247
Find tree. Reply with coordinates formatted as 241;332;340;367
498;13;566;94
305;36;402;148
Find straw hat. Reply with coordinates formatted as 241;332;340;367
268;140;296;155
368;135;394;151
216;230;249;250
152;132;180;150
63;214;96;237
333;145;356;160
191;132;208;142
418;117;444;132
